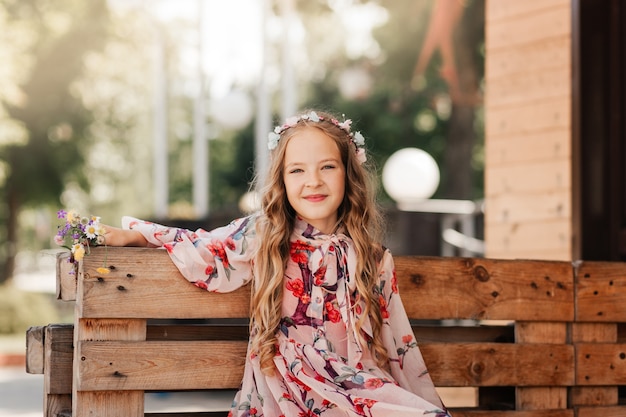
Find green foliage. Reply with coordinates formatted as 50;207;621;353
0;0;110;283
0;284;59;334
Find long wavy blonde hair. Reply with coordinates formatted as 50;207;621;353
250;110;387;375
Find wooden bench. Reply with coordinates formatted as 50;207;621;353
25;247;626;417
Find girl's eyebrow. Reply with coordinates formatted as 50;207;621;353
285;158;341;167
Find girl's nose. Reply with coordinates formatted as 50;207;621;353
305;171;323;187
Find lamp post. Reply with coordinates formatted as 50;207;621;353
382;148;484;256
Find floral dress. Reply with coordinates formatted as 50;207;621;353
123;215;451;417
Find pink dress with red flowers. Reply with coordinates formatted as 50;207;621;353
122;215;451;417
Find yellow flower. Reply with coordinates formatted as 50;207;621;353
72;244;85;261
96;267;110;274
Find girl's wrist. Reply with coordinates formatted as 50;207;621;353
125;230;148;247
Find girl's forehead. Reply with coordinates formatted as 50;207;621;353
284;129;340;160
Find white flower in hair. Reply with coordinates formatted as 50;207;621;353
268;132;280;150
352;131;365;147
267;111;367;165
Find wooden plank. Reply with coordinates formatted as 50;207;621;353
26;326;44;374
487;0;571;22
44;324;73;417
74;340;572;391
56;251;76;301
576;343;626;385
420;342;573;387
77;247;251;319
65;250;576;322
570;323;618;406
488;8;570;51
515;322;567;410
485;160;571;197
486;37;570;80
72;316;147;415
45;324;73;395
575;261;626;322
77;340;246;391
487;190;572;224
486;97;571;138
394;257;573;321
487;67;570;108
486;129;570;166
576;406;626;417
483;249;571;262
44;394;72;417
451;411;572;417
484;220;571;256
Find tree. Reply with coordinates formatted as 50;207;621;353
0;0;109;283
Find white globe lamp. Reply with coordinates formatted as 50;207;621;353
210;90;254;130
382;148;440;204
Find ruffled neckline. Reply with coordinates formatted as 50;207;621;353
293;217;349;243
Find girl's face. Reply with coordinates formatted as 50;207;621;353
283;127;346;234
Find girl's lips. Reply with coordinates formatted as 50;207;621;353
304;194;326;202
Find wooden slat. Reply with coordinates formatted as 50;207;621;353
487;0;571;22
576;406;626;417
56;251;76;301
488;7;570;50
452;412;572;417
575;261;626;322
72;316;147;416
73;340;575;391
570;323;618;406
45;324;73;395
485;220;571;257
65;250;576;322
486;191;571;224
576;343;626;385
26;326;44;374
77;248;251;319
486;37;570;80
487;67;570;108
515;322;568;410
44;324;73;417
486;129;570;166
394;257;573;321
422;343;574;387
485;160;571;196
77;340;247;391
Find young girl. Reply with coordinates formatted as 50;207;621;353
104;110;451;417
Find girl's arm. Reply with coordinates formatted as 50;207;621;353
103;225;148;247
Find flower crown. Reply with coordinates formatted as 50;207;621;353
267;111;366;164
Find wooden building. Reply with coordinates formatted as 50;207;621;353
484;0;625;261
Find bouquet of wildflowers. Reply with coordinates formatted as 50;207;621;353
55;209;109;273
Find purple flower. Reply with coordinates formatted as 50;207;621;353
57;209;67;219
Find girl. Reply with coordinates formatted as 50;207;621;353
104;110;451;417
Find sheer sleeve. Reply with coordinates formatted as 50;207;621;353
377;250;445;408
121;215;258;293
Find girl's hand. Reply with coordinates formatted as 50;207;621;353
102;225;148;247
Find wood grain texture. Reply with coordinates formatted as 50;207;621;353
394;256;573;321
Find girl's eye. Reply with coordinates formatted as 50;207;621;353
288;168;303;174
322;164;336;170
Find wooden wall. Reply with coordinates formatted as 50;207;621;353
484;0;574;260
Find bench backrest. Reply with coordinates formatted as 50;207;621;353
52;247;626;416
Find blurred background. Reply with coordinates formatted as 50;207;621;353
0;0;484;355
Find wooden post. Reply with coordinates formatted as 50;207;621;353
515;322;569;410
572;261;621;412
44;324;73;417
72;257;147;417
